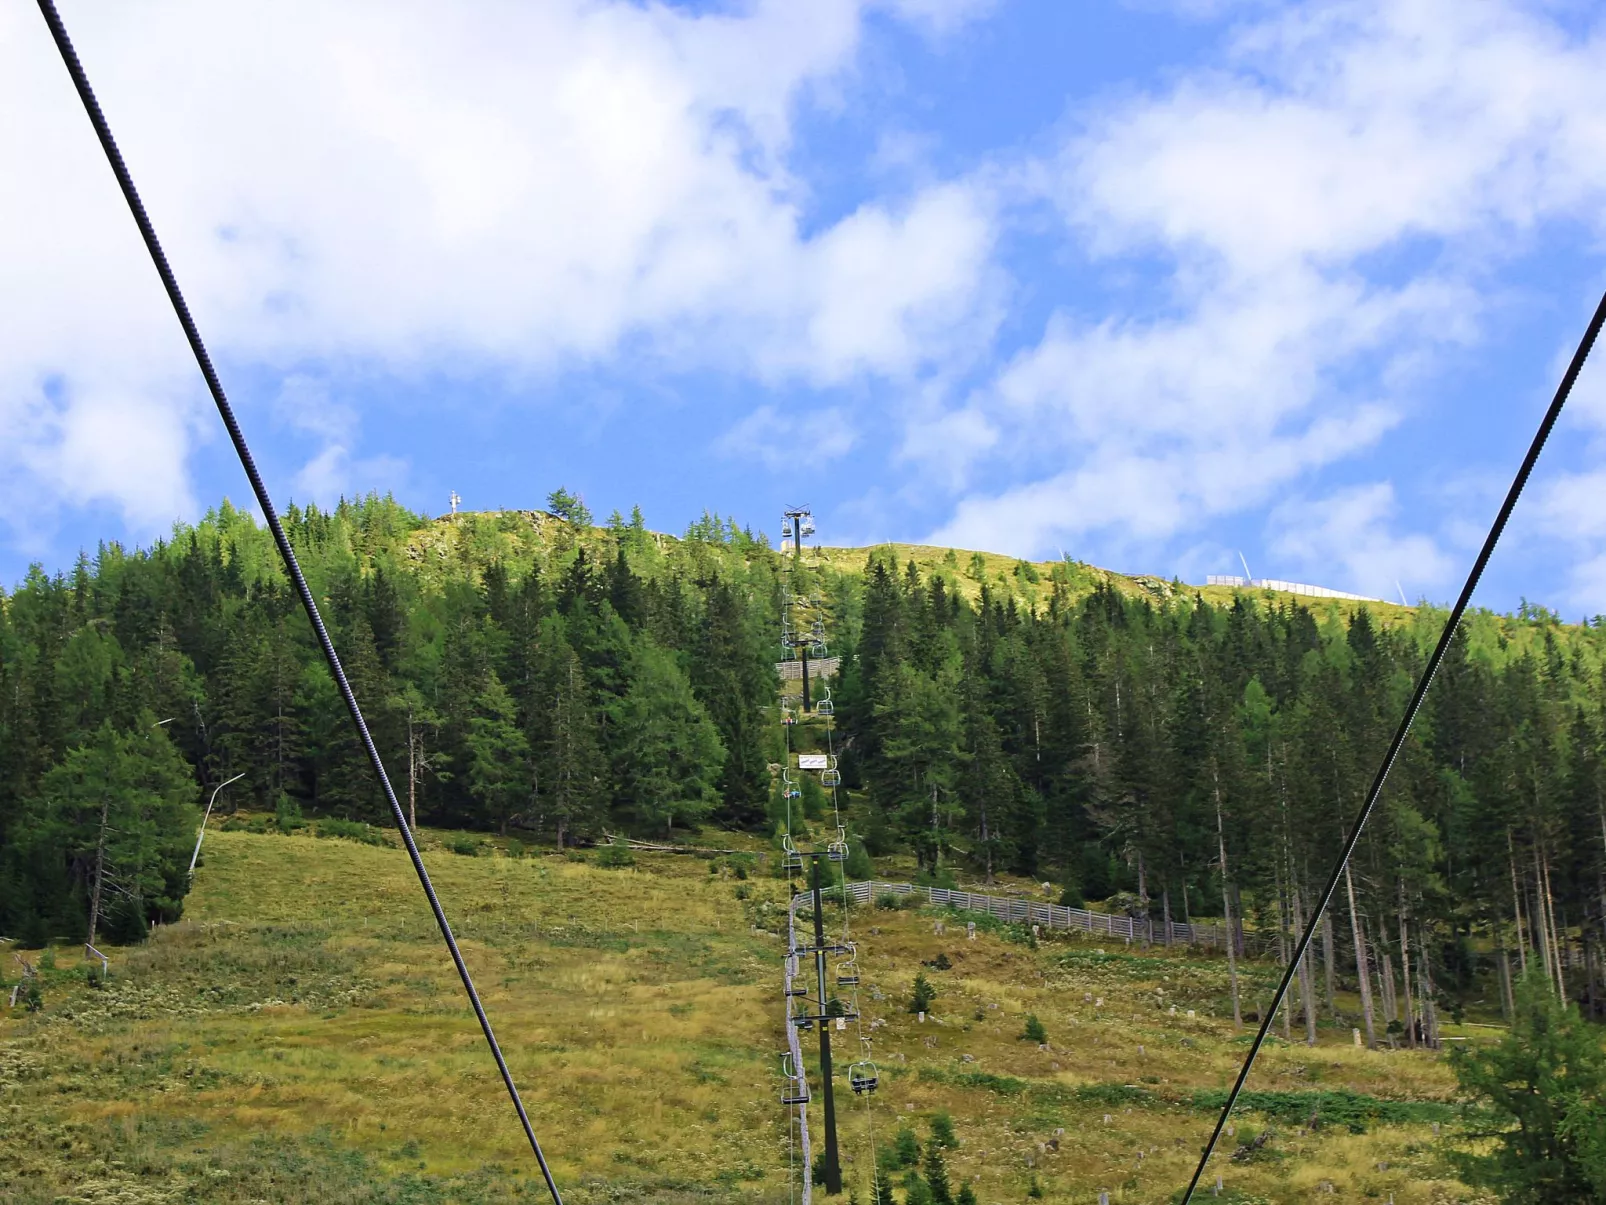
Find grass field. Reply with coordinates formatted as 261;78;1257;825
1;824;1490;1203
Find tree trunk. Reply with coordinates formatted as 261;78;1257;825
1292;882;1317;1046
1322;913;1337;1017
1509;834;1528;976
1419;940;1440;1048
1533;843;1556;991
407;708;418;830
87;792;110;953
1542;851;1566;999
1214;770;1241;1030
1162;887;1172;947
1379;920;1398;1028
1497;945;1514;1020
1345;863;1376;1049
1398;883;1417;1051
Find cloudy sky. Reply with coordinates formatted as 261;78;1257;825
5;0;1606;613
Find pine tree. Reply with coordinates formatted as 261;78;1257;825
612;642;726;836
466;674;530;834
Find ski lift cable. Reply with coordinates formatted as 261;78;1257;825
1178;287;1606;1204
32;4;565;1197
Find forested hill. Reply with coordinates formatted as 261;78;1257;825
3;493;1605;1025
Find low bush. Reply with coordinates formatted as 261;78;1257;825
316;818;387;846
595;842;636;868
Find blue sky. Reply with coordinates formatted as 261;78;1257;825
5;0;1606;615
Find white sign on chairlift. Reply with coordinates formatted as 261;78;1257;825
798;754;829;770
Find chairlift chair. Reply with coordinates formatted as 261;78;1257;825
815;686;834;716
836;943;859;987
781;834;804;871
810;642;828;657
826;839;849;863
849;1060;879;1095
780;1053;811;1104
821;768;842;788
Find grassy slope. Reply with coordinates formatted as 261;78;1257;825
2;826;1486;1204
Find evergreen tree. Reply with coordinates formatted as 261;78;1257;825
465;674;530;834
613;642;726;836
1451;975;1606;1202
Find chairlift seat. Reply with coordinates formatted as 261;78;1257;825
849;1061;879;1094
836;974;859;987
821;769;842;787
782;1089;810;1105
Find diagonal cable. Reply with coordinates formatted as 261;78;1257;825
33;3;564;1198
1180;286;1606;1203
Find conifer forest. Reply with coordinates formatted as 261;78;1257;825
4;492;1606;1041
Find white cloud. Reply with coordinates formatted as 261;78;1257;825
274;375;409;505
0;0;998;540
1267;482;1454;602
924;0;1606;560
717;403;858;471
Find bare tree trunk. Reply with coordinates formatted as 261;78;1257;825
1293;883;1317;1046
1322;912;1337;1017
1214;766;1241;1030
1137;849;1148;917
1508;833;1528;976
1419;939;1440;1048
1162;887;1172;947
87;793;110;953
1345;863;1376;1049
1542;851;1566;999
1533;843;1556;991
407;708;418;830
1497;945;1514;1020
1379;919;1399;1027
1398;883;1417;1050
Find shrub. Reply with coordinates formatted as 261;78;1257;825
876;891;901;911
1021;1013;1048;1043
23;980;43;1012
318;818;387;847
274;793;306;833
504;839;525;859
909;972;936;1014
890;1127;921;1168
1026;1174;1044;1198
595;842;636;868
733;883;751;900
845;837;873;880
445;835;479;857
929;1112;958;1149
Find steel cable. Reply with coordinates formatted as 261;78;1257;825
33;3;564;1198
1179;286;1606;1203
